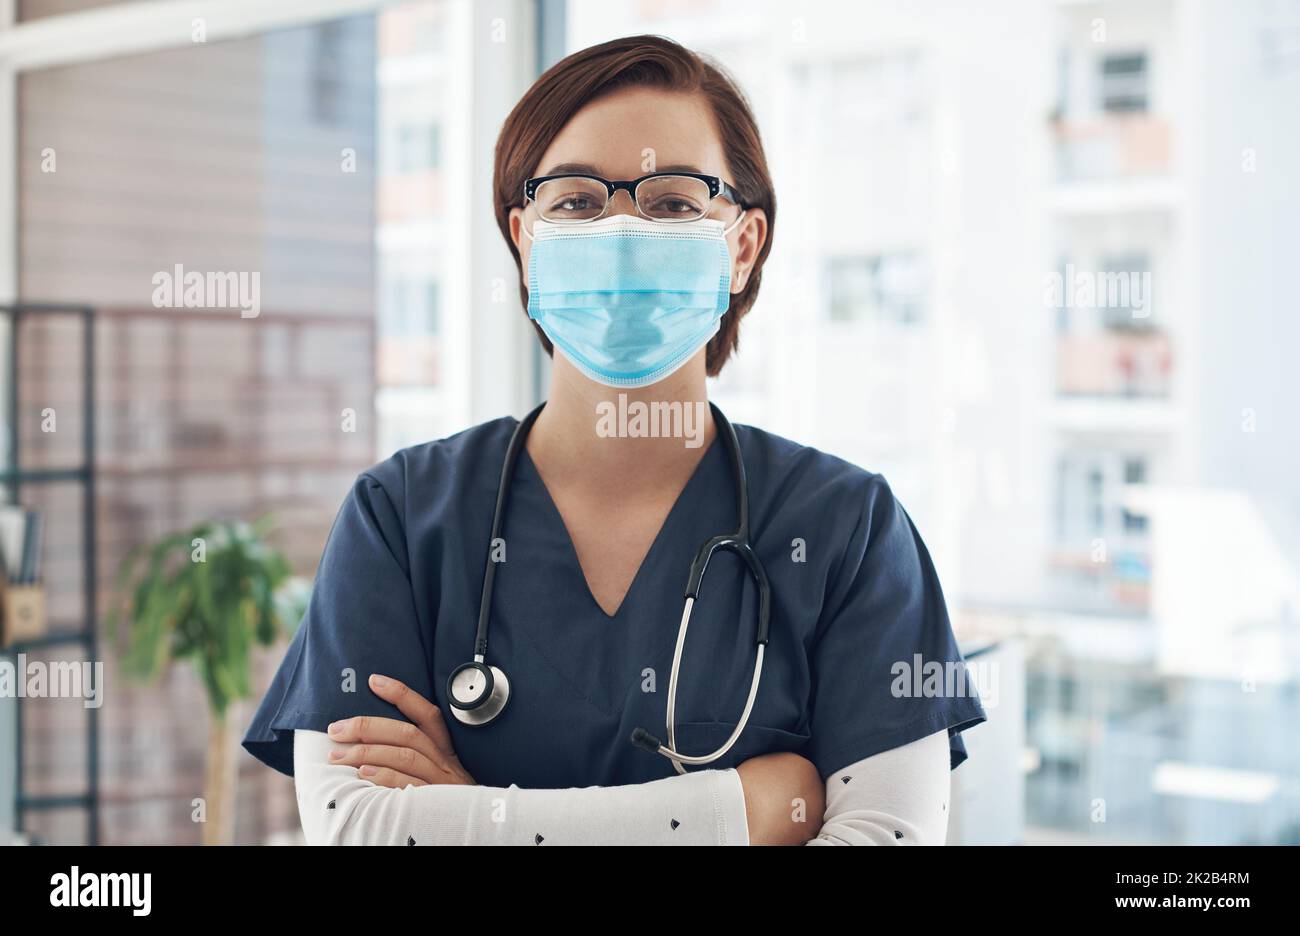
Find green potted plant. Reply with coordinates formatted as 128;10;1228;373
109;517;309;845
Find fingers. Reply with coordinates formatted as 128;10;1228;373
328;678;477;785
357;764;424;790
327;715;445;772
367;674;445;744
330;742;442;785
367;675;465;768
416;701;459;761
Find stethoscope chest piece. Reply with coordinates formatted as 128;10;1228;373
447;660;511;726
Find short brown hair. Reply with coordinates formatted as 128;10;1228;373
492;35;776;377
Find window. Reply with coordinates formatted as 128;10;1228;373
12;10;379;846
423;281;440;335
1122;458;1149;533
1054;256;1071;334
1088;465;1105;535
1054;48;1070;118
826;53;924;128
1055;453;1151;546
1098;251;1153;329
310;21;347;124
827;253;926;325
390;120;442;173
381;279;439;336
1099;52;1149;112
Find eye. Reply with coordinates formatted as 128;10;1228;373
636;176;711;220
550;192;596;213
535;178;607;220
649;196;702;214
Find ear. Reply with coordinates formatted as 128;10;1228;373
508;205;527;255
509;205;532;280
727;208;768;294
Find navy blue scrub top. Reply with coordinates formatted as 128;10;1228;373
243;416;986;787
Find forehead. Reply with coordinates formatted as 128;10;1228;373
534;87;729;180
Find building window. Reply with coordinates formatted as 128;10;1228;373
382;279;439;336
310;21;346;124
1097;251;1153;329
422;281;440;335
1054;48;1071;119
393;121;441;172
1088;466;1106;535
1099;52;1148;112
827;252;926;325
1055;453;1151;545
1122;458;1149;533
825;52;924;128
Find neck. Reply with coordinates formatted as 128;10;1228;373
526;353;717;495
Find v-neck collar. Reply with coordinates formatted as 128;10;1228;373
515;434;724;621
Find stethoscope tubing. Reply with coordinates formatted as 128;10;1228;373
456;399;772;773
660;596;767;773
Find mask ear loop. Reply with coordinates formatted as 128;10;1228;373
722;208;747;237
721;210;747;292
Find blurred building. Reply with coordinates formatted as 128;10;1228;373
570;0;1300;843
1031;0;1300;844
374;0;535;454
376;0;461;455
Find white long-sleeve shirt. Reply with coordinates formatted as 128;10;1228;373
292;727;951;845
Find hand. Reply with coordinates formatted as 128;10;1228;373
735;751;825;845
326;674;476;789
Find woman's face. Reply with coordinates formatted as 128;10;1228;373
509;86;767;300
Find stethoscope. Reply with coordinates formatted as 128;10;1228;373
445;401;772;774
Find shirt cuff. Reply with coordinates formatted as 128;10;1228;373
715;768;750;846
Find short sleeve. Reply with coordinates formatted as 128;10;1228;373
805;476;986;780
241;472;433;777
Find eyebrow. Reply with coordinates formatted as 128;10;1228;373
538;162;707;177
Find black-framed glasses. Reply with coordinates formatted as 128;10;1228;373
523;172;746;224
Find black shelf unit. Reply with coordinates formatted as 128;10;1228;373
1;302;98;845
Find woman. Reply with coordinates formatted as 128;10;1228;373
243;35;985;845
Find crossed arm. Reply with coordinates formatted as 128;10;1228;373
292;674;952;846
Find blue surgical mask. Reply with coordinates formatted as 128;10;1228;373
524;213;743;388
